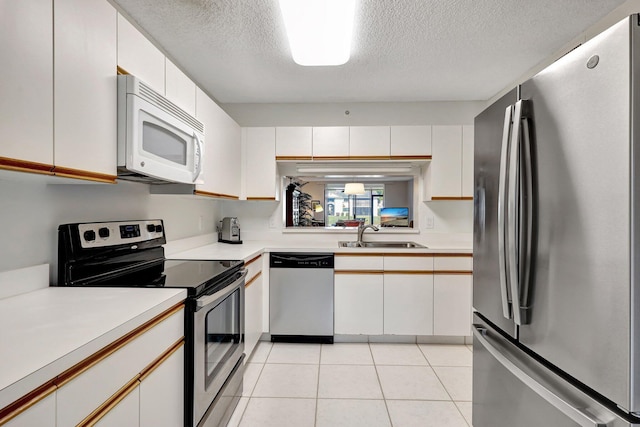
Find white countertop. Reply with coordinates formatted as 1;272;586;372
0;287;187;409
169;239;472;261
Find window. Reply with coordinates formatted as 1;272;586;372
324;184;384;226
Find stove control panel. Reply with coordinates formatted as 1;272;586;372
78;220;164;249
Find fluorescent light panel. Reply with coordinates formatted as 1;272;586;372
278;0;356;66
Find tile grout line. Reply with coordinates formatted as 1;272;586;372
237;341;275;426
369;342;395;427
314;343;323;427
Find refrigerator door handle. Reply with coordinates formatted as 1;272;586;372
519;104;534;325
473;326;609;427
498;105;514;319
508;100;523;326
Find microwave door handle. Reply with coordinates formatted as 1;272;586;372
193;132;203;183
498;105;514;319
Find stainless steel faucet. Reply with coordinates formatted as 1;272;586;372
357;223;379;245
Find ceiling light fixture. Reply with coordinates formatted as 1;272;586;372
344;182;365;195
278;0;356;66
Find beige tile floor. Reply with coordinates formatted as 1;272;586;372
228;341;473;427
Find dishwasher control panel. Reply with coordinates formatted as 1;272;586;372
270;253;334;269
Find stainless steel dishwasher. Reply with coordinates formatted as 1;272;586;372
269;253;334;344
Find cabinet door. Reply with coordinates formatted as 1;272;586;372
195;88;241;199
334;273;383;335
384;274;434;335
245;273;263;358
349;126;390;158
433;274;472;336
243;127;277;200
117;14;164;93
462;125;474;198
165;59;196;116
0;0;53;168
431;126;463;198
54;0;117;178
94;386;140;427
139;346;184;427
390;126;432;157
312;127;349;158
3;391;56;427
276;127;312;159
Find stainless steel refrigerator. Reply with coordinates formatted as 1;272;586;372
473;15;640;427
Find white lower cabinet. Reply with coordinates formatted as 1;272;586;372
94;386;140;427
383;274;434;335
334;273;383;335
245;258;263;359
139;346;184;427
3;391;56;427
433;274;473;336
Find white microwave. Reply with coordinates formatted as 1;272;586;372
117;75;204;184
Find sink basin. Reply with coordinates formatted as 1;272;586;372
338;241;426;248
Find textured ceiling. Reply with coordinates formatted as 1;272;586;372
112;0;626;103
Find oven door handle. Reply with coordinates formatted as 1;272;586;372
195;269;247;311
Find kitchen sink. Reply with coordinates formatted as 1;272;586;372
338;241;427;248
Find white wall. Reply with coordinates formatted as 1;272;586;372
0;175;221;281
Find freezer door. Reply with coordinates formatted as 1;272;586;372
473;88;519;338
519;17;633;410
473;315;634;427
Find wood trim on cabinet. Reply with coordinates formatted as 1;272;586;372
245;254;262;267
389;155;432;161
245;271;262;288
431;196;474;201
193;190;239;200
381;253;433;257
77;376;140;427
335;253;384;257
432;253;473;257
346;155;392;161
116;66;129;75
0;157;54;176
311;156;351;161
246;197;277;201
55;302;185;388
383;270;434;275
139;338;184;382
53;166;117;184
275;156;313;161
0;381;57;425
334;270;384;275
433;270;473;275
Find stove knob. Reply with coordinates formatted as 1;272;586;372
83;230;96;242
155;224;163;233
98;227;110;238
147;224;156;233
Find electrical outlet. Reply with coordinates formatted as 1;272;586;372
426;216;434;229
198;215;203;231
269;215;277;228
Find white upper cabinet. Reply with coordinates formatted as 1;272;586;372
0;0;54;169
54;0;117;179
243;127;278;200
312;127;349;158
165;59;196;116
195;88;241;199
276;127;313;159
349;126;390;158
425;125;474;201
462;125;474;198
117;14;165;94
390;126;432;157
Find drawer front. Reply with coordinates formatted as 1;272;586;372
335;255;383;271
383;255;433;271
434;256;472;271
57;308;184;427
245;254;262;283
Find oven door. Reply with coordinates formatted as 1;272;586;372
193;269;246;426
